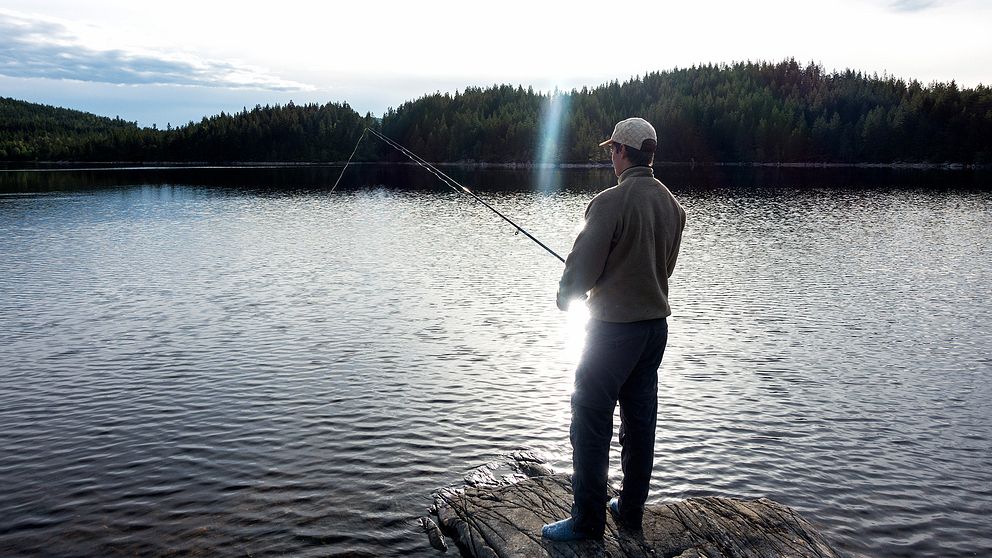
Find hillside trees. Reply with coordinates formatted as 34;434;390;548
3;60;990;164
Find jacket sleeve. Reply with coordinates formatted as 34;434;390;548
556;197;616;310
666;206;686;278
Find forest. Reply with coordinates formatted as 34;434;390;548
2;60;990;164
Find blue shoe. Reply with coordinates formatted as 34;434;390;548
541;518;597;541
608;497;621;519
608;497;642;530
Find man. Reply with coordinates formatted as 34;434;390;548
543;117;686;541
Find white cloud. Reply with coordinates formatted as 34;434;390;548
0;0;988;125
889;0;938;11
0;10;312;90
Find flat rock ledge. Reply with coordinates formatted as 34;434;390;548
426;453;840;558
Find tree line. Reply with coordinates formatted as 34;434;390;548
2;60;990;164
0;98;377;162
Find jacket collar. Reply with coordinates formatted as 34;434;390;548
618;165;654;182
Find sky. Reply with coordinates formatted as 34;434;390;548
1;0;990;128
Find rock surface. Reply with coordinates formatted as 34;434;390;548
429;453;840;558
420;516;448;552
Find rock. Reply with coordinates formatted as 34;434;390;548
420;516;448;552
427;454;840;558
462;451;550;489
513;454;557;478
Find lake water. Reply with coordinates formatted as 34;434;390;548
1;165;990;557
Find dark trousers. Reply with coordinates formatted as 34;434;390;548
570;317;668;535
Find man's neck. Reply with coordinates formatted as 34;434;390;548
614;159;633;176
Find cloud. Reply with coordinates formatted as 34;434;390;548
888;0;939;12
0;11;312;90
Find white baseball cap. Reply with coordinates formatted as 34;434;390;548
599;117;657;150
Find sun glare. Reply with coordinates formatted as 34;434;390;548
562;299;590;365
536;93;571;192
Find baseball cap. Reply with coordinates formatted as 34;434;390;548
598;117;657;150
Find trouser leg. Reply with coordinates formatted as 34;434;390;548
569;319;660;535
617;392;657;525
570;401;613;536
617;319;667;526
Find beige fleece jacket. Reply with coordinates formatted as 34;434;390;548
557;166;686;322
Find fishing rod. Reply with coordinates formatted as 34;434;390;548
333;127;566;264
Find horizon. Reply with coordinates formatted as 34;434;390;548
1;0;991;128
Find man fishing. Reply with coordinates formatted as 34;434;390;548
543;117;686;541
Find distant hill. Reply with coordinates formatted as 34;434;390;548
3;60;991;164
0;97;375;162
382;60;992;164
0;97;143;160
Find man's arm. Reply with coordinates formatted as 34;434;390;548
556;198;616;310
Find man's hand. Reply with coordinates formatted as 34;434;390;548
556;289;588;311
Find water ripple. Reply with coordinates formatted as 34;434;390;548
1;182;990;557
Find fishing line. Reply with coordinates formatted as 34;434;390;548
330;128;367;192
333;127;566;263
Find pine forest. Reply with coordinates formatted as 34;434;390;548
2;60;990;165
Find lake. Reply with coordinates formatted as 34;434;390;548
1;165;990;557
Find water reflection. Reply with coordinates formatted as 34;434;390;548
2;162;991;194
0;171;990;557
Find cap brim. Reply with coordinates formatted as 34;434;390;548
598;139;613;147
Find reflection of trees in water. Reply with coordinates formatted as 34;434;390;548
1;164;989;194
